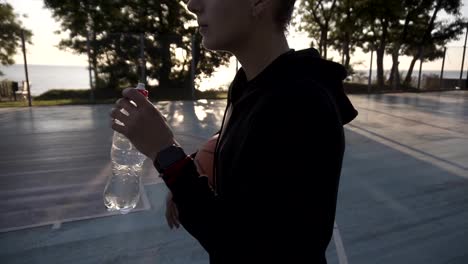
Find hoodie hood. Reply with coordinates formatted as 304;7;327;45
288;48;358;125
231;48;358;125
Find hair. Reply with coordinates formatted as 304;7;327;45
274;0;296;32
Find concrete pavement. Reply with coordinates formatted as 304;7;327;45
0;91;467;263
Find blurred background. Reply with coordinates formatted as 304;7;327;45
0;0;468;105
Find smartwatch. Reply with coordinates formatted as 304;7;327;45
154;144;187;174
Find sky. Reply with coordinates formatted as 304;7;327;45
6;0;468;89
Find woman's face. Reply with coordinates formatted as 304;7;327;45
187;0;256;52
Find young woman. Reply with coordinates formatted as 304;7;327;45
110;0;358;263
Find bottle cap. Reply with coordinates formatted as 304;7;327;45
135;83;148;97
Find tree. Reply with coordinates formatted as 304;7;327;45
44;0;230;97
386;0;433;90
297;0;338;59
402;0;466;86
329;0;365;72
296;0;466;90
358;0;402;89
0;3;32;76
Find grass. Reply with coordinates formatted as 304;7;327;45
0;89;228;108
0;98;118;108
196;90;228;100
1;84;460;108
343;82;416;94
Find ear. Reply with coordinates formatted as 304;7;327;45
251;0;275;18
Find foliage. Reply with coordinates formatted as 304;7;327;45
295;0;467;89
0;3;32;75
44;0;231;95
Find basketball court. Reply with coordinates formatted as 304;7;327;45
0;92;467;263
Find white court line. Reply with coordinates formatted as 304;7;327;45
0;188;151;233
52;222;61;230
346;124;468;179
333;222;349;264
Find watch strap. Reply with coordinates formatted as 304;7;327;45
160;155;193;186
154;144;187;173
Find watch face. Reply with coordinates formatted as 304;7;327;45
155;145;186;172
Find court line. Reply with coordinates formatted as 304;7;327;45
357;107;467;136
0;187;151;234
333;222;349;264
347;124;468;179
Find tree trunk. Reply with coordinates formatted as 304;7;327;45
388;63;395;87
389;45;401;90
181;34;202;97
109;37;124;90
341;46;345;65
376;18;388;89
318;31;324;58
376;48;385;89
394;62;400;89
343;0;352;71
158;36;172;90
343;33;351;70
404;1;442;86
404;55;418;85
92;31;98;89
323;22;328;60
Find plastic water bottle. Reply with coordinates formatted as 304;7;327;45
103;83;148;214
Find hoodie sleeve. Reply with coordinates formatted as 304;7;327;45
160;157;219;251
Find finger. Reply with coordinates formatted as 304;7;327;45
166;193;179;229
122;88;148;109
115;98;137;115
167;216;173;229
169;213;176;229
110;108;130;124
173;207;180;228
111;121;128;135
174;202;179;219
166;193;175;229
172;219;180;229
171;204;180;229
167;191;173;202
165;206;174;229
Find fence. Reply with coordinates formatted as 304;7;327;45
3;32;467;101
355;45;468;91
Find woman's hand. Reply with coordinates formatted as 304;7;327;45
110;88;177;161
165;191;180;229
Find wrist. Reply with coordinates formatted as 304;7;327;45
149;138;179;162
153;143;187;174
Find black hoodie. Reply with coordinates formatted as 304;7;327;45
162;48;358;264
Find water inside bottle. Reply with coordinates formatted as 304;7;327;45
103;163;142;214
104;132;146;214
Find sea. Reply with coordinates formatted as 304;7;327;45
0;65;90;96
0;64;466;96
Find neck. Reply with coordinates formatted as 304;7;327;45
233;30;290;81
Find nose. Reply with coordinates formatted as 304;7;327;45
187;0;201;15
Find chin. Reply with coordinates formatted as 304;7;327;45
201;38;222;51
201;37;236;53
